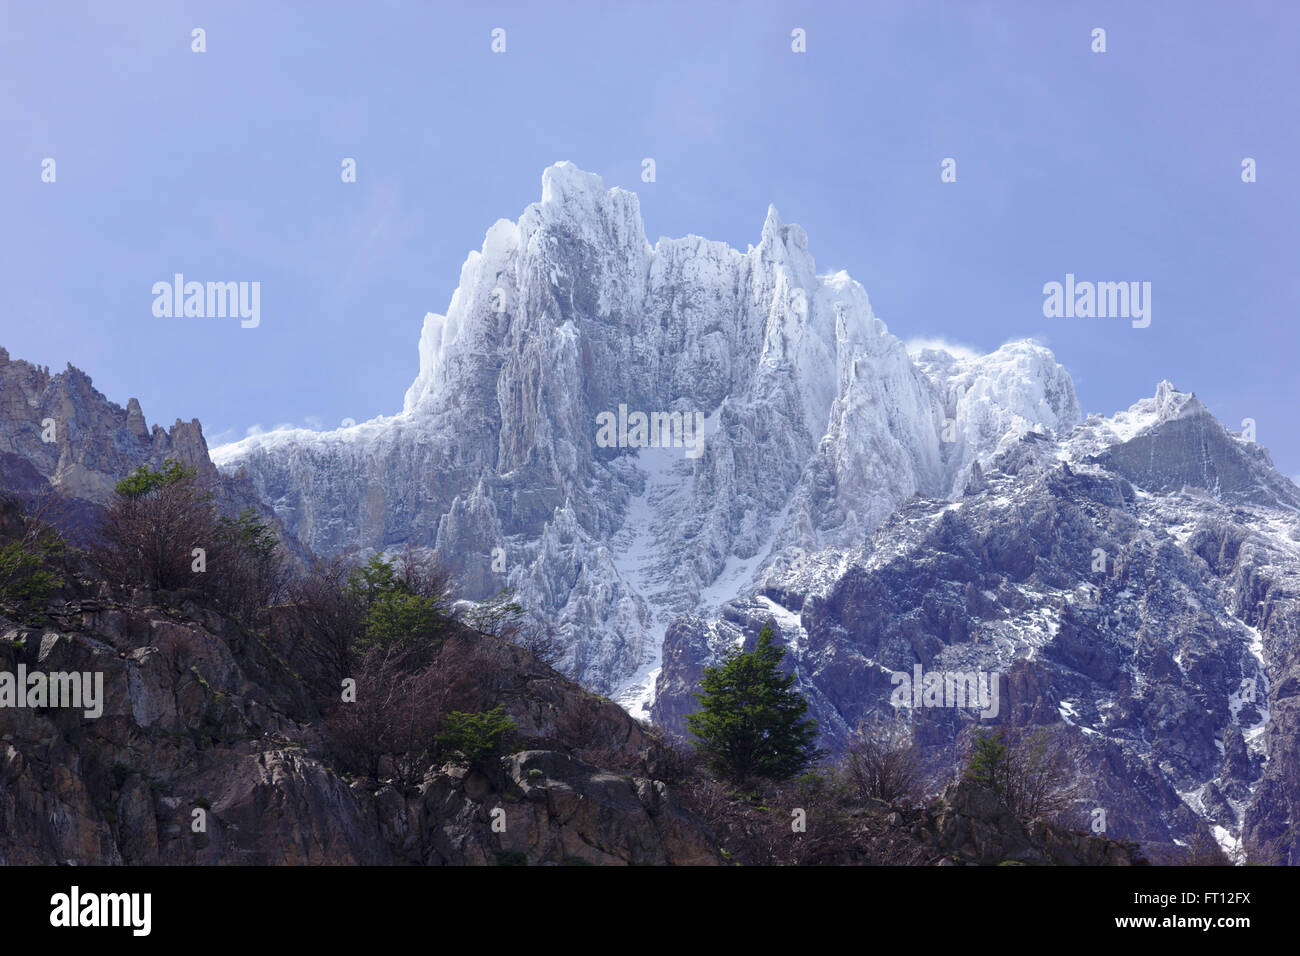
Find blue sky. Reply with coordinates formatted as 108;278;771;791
3;1;1298;475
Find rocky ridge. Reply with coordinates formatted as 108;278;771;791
0;347;303;563
653;382;1300;862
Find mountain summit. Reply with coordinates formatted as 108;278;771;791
213;163;1082;704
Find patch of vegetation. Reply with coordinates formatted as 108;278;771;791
0;497;66;623
437;706;517;770
345;553;451;657
962;728;1079;823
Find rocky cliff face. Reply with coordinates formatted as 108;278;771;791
0;347;303;563
212;164;1081;707
653;382;1300;862
0;346;215;504
0;576;718;866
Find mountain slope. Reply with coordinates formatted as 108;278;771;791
653;383;1300;861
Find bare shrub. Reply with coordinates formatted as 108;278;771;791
323;642;444;789
843;714;925;808
203;508;287;621
457;589;525;640
93;461;284;621
516;620;564;668
392;543;453;606
94;461;214;591
1148;829;1232;866
286;556;365;698
677;771;932;866
1235;827;1294;866
457;587;565;667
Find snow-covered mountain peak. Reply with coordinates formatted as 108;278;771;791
535;161;646;242
899;338;1082;497
1071;380;1205;451
1147;380;1207;424
215;163;1091;695
758;203;810;257
540;160;608;205
1054;381;1300;511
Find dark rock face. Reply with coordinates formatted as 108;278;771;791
419;750;718;866
0;596;718;866
655;387;1300;863
1093;390;1300;510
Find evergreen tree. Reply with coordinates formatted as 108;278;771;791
964;729;1009;792
686;623;824;784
